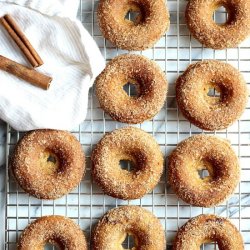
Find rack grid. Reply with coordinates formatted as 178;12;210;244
4;0;250;249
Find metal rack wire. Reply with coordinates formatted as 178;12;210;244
4;0;250;249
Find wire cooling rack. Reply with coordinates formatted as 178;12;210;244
4;0;250;249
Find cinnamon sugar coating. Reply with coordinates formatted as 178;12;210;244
173;214;244;250
92;206;166;250
91;127;164;200
168;135;240;207
176;60;248;131
18;215;87;250
186;0;250;49
98;0;169;50
11;129;85;200
96;54;168;124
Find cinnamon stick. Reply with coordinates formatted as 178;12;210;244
0;17;38;67
0;55;52;90
0;14;44;67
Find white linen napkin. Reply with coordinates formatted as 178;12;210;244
0;0;105;131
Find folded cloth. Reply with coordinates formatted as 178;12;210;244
0;0;105;131
0;120;5;167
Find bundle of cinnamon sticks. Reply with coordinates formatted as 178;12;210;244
0;14;52;90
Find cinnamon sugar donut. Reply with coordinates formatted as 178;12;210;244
98;0;169;50
173;214;244;250
168;135;240;207
92;206;166;250
91;127;164;200
18;215;87;250
11;130;85;200
176;60;248;131
186;0;250;49
96;54;167;124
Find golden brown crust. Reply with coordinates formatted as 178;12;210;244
186;0;250;49
173;214;244;250
11;129;85;200
92;206;166;250
98;0;170;50
168;135;240;207
91;127;164;200
95;54;168;124
18;215;87;250
176;60;248;131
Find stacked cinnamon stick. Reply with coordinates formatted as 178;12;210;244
0;14;52;90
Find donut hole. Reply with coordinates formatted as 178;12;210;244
124;3;145;25
118;150;147;173
121;233;136;249
199;237;227;249
45;242;60;250
120;160;135;172
213;5;228;25
39;150;60;175
47;154;57;164
198;169;210;180
200;242;219;249
123;81;140;97
125;10;141;24
207;87;221;98
195;160;214;182
204;84;222;105
44;237;66;249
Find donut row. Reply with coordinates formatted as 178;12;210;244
96;54;248;131
11;127;240;207
18;207;244;249
98;0;250;50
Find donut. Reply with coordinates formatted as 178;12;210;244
92;206;166;250
97;0;169;50
186;0;250;49
96;54;167;124
168;134;240;207
11;129;85;199
18;215;87;249
176;60;248;131
173;214;244;250
91;127;164;200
